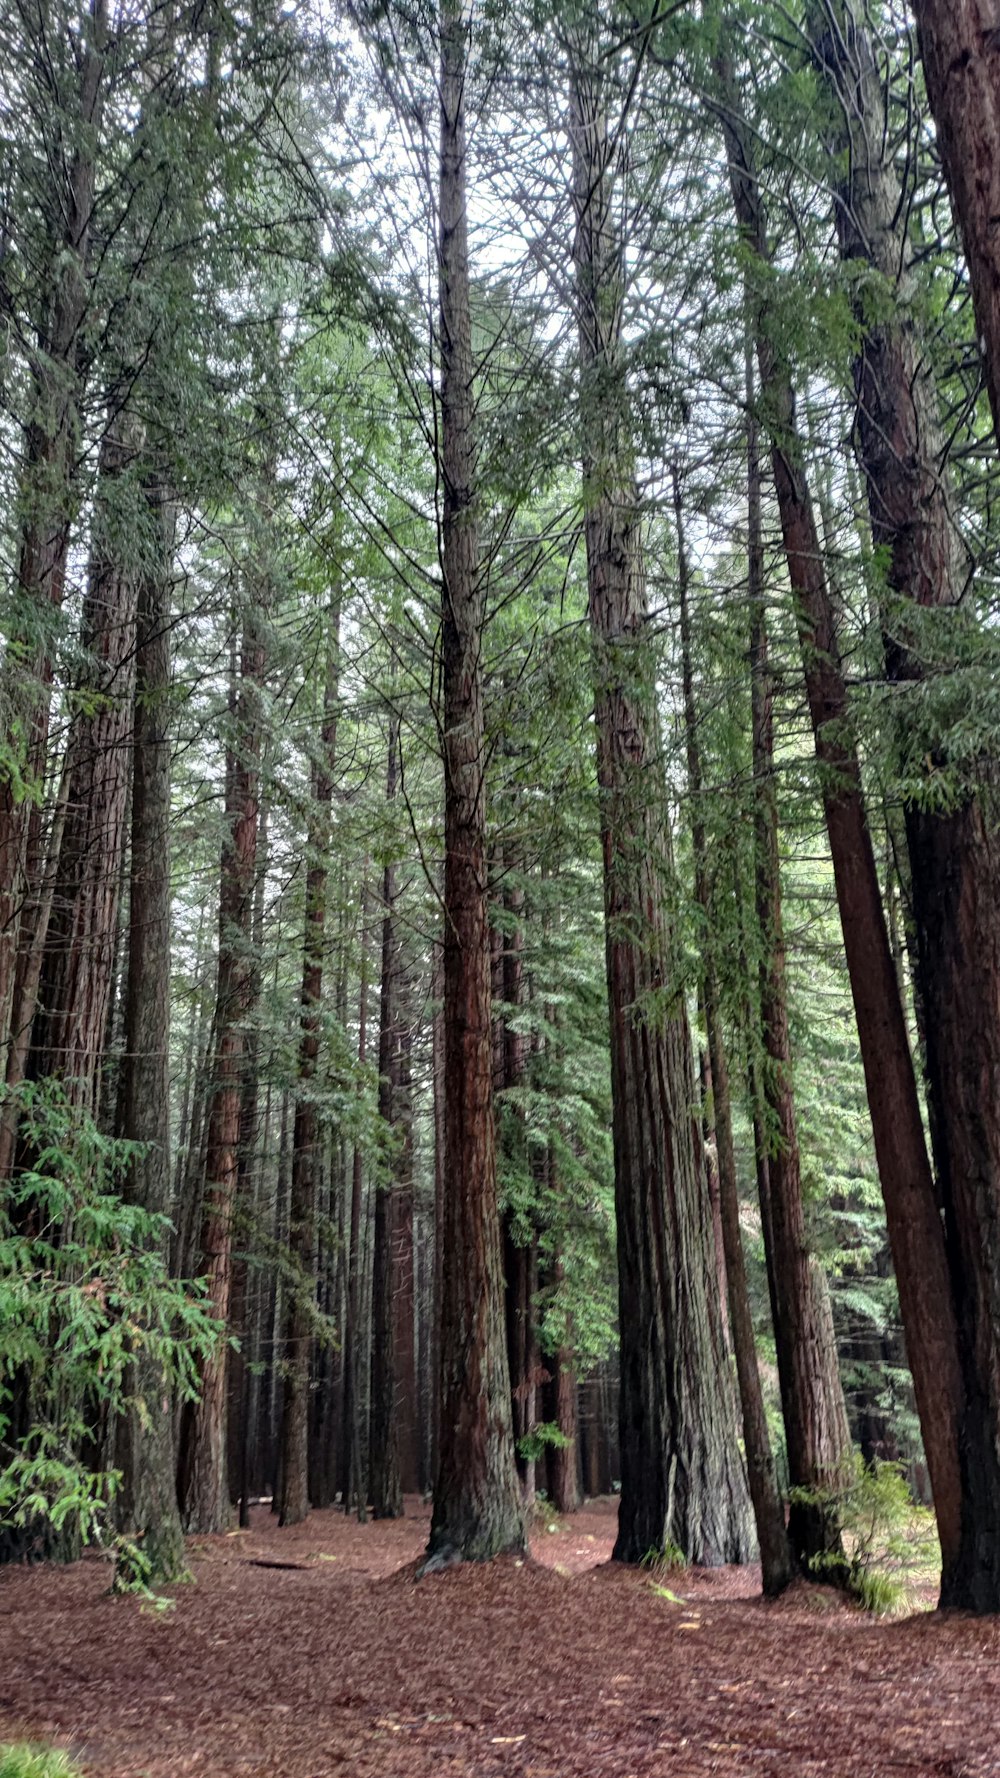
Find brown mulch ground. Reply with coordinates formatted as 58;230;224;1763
1;1496;998;1777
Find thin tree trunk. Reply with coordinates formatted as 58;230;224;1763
424;0;525;1568
278;608;341;1526
114;476;184;1582
369;713;404;1520
177;603;266;1534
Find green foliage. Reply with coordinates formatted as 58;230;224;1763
0;1746;82;1778
0;1080;220;1560
792;1459;938;1613
639;1540;687;1576
517;1421;570;1465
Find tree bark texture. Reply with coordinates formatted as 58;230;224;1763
177;606;266;1534
0;0;107;1059
717;66;967;1592
278;609;340;1527
30;417;139;1116
911;0;1000;451
571;50;752;1568
113;475;184;1582
676;466;793;1595
370;712;404;1521
425;0;525;1569
811;1;999;1608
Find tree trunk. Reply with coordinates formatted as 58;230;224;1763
424;0;525;1569
810;2;1000;1609
113;474;185;1583
369;713;404;1521
177;604;266;1534
278;609;340;1527
910;0;1000;451
570;42;752;1568
716;64;966;1594
675;465;793;1596
30;416;139;1115
0;0;107;1060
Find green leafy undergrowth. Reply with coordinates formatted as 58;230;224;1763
0;1079;220;1571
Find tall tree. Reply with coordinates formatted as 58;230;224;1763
424;0;525;1568
569;20;752;1567
713;47;967;1595
810;0;1000;1612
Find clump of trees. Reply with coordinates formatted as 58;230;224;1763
1;0;999;1617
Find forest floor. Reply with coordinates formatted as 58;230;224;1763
0;1496;998;1778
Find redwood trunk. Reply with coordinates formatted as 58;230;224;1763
571;49;751;1567
177;608;266;1534
278;611;340;1527
717;70;966;1590
369;713;404;1521
676;466;793;1595
114;477;184;1582
813;0;1000;1609
424;0;524;1568
911;0;1000;450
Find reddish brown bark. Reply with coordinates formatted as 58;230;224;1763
424;0;524;1568
911;0;1000;451
812;0;1000;1610
716;67;966;1591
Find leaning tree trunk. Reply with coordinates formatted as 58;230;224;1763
812;0;1000;1610
569;45;752;1568
113;474;185;1583
177;605;266;1535
675;464;793;1596
715;62;967;1593
424;0;525;1569
278;608;340;1527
